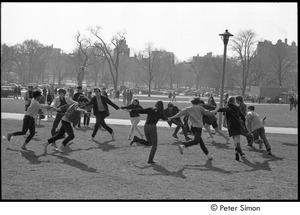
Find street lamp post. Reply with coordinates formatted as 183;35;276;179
218;29;234;130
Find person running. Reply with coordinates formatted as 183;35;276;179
129;100;169;164
6;90;55;150
83;91;93;128
236;95;253;146
50;88;75;137
199;100;230;143
245;106;272;155
42;95;89;153
87;88;120;141
217;96;247;161
168;97;214;160
73;86;84;128
24;85;34;111
120;98;144;140
163;102;191;141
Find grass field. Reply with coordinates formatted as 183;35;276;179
1;115;298;200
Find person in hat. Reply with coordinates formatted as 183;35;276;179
50;89;76;144
72;86;84;128
7;90;56;150
24;85;34;111
163;102;191;141
87;88;120;141
43;95;89;153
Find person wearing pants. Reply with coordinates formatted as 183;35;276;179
130;100;169;164
7;90;53;150
121;98;144;140
43;95;89;153
87;88;120;141
163;102;191;141
245;105;272;155
168;97;214;160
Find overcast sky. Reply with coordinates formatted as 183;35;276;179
1;2;297;61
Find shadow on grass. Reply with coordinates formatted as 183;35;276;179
210;140;232;150
281;142;298;147
241;158;272;172
184;160;237;174
6;148;51;165
48;152;98;174
135;164;187;179
249;146;284;161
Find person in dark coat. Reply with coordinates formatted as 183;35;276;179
163;102;191;141
87;88;120;141
73;86;84;127
217;96;247;161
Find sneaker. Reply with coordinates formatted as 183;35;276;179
147;160;156;164
172;133;178;139
178;144;184;155
259;140;263;149
207;154;213;160
89;137;95;141
55;144;64;153
7;133;13;142
21;146;28;150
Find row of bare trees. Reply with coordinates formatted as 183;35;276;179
1;28;297;96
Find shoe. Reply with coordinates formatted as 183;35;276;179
43;142;49;153
172;133;178;139
7;133;13;142
130;136;138;146
235;152;240;161
207;154;213;160
178;144;184;155
267;149;272;155
147;160;156;164
89;137;95;141
55;144;64;153
111;131;115;140
259;140;263;149
21;146;28;150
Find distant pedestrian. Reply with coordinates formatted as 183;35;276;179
289;96;295;111
18;85;21;99
24;85;34;111
246;105;272;155
73;86;84;128
122;90;127;105
46;89;54;118
83;91;93;128
172;91;176;102
293;98;298;111
14;86;18;99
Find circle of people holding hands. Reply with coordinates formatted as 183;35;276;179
7;85;272;164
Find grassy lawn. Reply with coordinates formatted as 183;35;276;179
1;96;298;128
1;116;298;200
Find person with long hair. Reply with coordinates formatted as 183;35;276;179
120;98;144;140
168;97;214;160
130;100;169;164
216;96;247;161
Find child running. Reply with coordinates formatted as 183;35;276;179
120;98;144;140
42;95;89;153
6;90;55;150
245;105;272;155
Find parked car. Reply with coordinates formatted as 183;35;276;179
1;86;15;98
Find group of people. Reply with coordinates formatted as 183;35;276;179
6;87;272;164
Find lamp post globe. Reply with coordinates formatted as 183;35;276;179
218;29;233;130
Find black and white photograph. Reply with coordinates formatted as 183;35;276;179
1;1;298;213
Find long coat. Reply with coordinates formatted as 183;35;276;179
218;104;247;137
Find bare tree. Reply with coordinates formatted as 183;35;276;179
138;42;160;97
90;26;126;90
230;29;257;96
